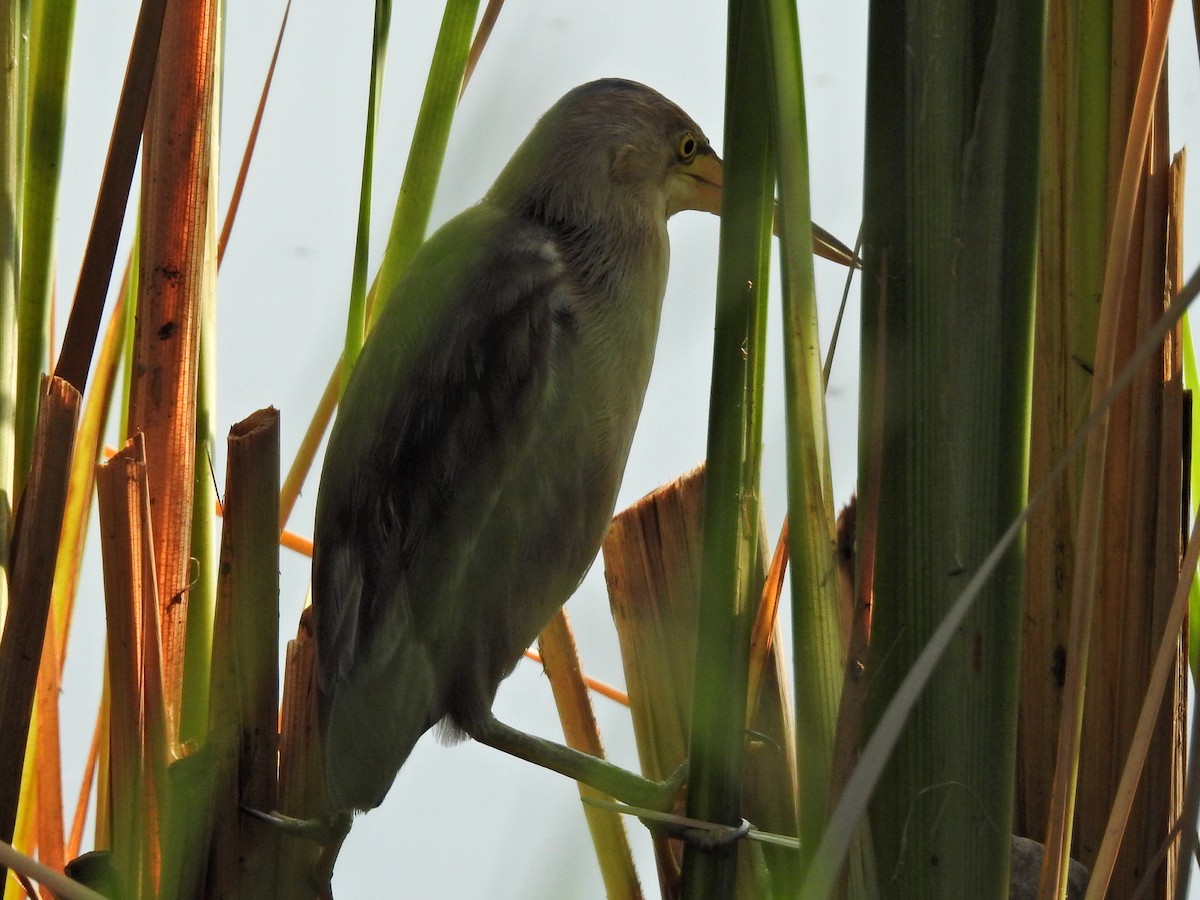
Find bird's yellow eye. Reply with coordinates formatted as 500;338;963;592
676;132;698;163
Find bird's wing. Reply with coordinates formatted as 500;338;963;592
312;205;572;804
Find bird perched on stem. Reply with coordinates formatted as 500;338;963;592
309;78;852;833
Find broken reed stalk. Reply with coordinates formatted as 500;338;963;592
602;464;798;897
32;278;131;876
0;376;81;884
95;433;168;899
276;606;324;897
205;408;281;897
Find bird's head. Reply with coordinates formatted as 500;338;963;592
487;79;723;231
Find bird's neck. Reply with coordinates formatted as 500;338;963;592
538;205;665;300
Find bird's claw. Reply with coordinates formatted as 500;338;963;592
658;816;752;850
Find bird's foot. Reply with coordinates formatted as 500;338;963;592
658;815;751;850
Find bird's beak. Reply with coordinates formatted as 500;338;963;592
671;147;724;218
676;147;860;269
806;220;861;268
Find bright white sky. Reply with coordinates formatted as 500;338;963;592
54;1;1200;897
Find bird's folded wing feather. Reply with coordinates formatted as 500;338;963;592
313;203;572;709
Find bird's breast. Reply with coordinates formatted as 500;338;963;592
450;223;671;688
554;244;666;479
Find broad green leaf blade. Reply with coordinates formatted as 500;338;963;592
804;263;1200;900
0;0;25;633
341;0;392;388
680;0;773;896
856;0;1043;896
371;0;481;322
16;0;77;498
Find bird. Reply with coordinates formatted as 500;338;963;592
310;78;854;821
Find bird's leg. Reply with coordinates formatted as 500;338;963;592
468;713;687;811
